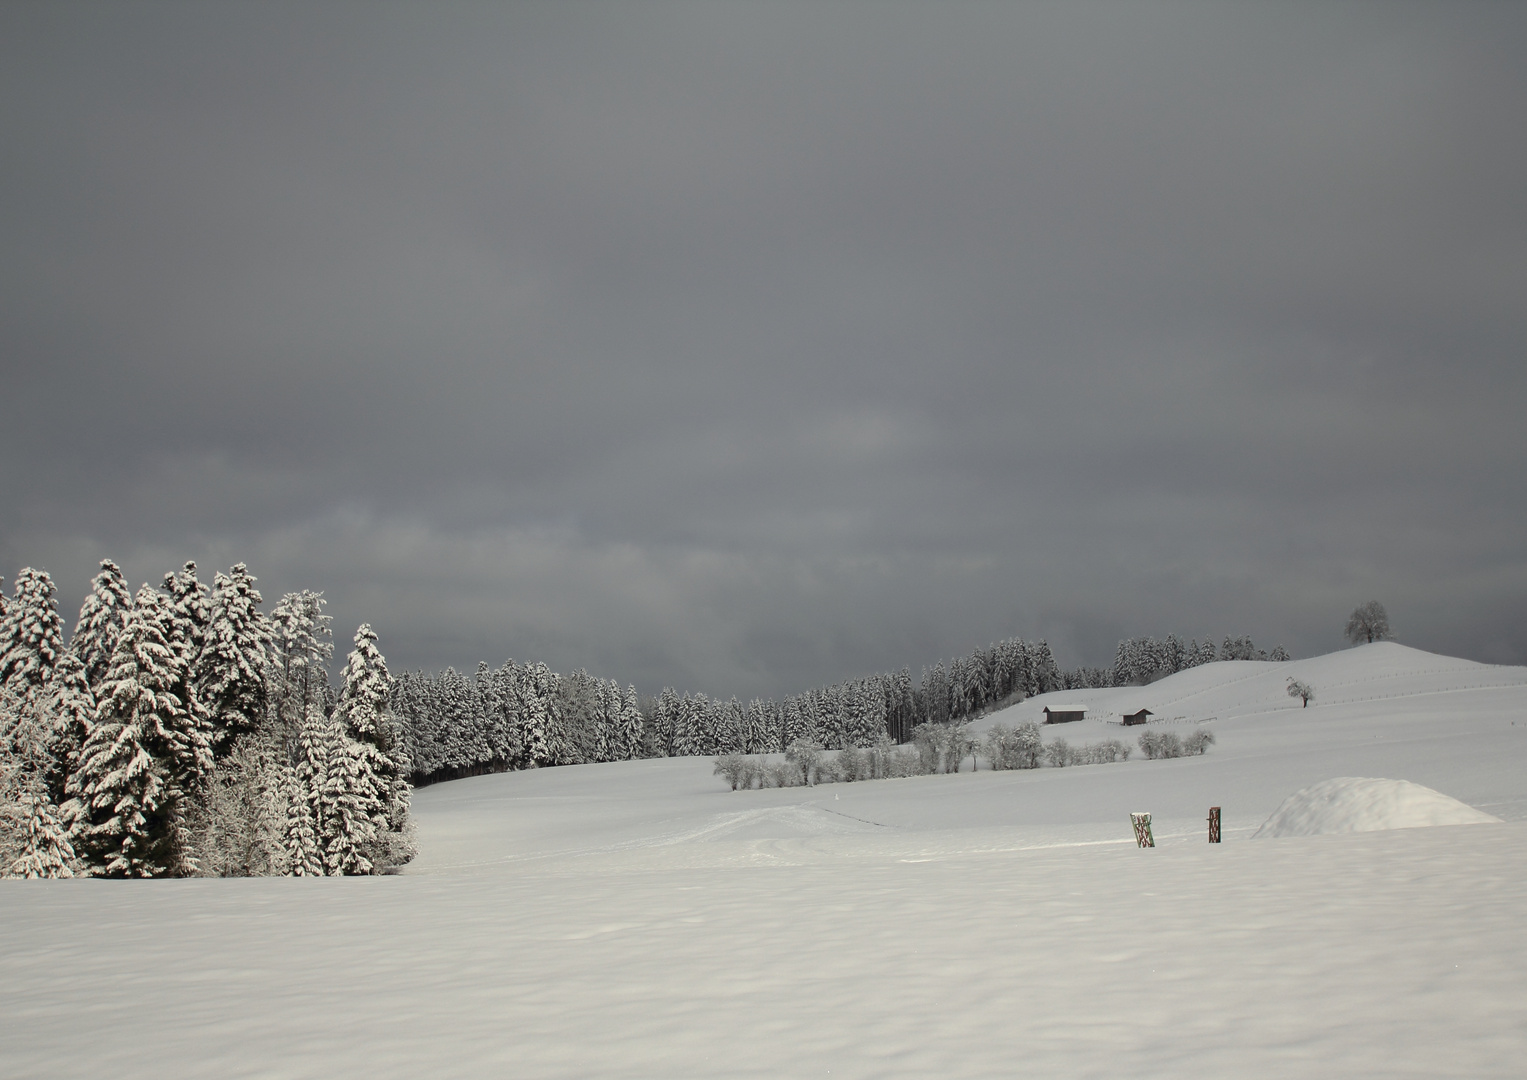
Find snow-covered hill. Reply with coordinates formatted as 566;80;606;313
3;642;1525;1078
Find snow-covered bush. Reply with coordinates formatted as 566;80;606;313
1183;730;1216;756
1043;738;1071;768
1138;730;1212;759
785;740;824;786
764;759;802;788
713;753;749;790
983;722;1042;769
911;721;971;774
836;745;867;782
877;746;912;778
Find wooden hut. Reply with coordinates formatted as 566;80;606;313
1043;706;1085;725
1121;708;1154;726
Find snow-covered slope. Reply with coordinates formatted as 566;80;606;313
2;642;1525;1079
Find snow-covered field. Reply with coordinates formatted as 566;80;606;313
4;642;1526;1077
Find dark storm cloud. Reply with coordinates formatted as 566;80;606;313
3;3;1525;694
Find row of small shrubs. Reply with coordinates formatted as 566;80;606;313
714;721;1215;789
714;741;908;789
1041;737;1132;767
1137;729;1215;759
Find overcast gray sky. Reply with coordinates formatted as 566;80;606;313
2;2;1524;696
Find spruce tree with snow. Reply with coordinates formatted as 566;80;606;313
162;562;212;671
290;701;332;872
652;687;680;756
0;685;77;878
283;763;323;875
198;564;271;757
318;725;383;876
0;567;64;707
158;562;213;736
5;789;77;878
132;585;214;804
67;603;186;877
619;684;643;760
43;650;94;806
269;590;334;753
518;662;555;766
70;559;134;691
335;623;413;871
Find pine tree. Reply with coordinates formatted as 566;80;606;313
198;564;271;756
0;568;64;707
282;763;323;876
290;701;332;870
619;684;643;760
268;590;333;753
1;684;77;878
131;586;214;805
43;651;94;806
159;562;213;737
318;726;382;877
335;623;412;871
6;790;76;878
70;559;134;691
68;604;185;877
518;662;554;766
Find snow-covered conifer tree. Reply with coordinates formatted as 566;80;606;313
43;651;94;805
68;603;187;877
268;590;333;752
619;684;643;759
161;562;212;674
518;662;554;767
1;685;77;878
289;701;332;870
335;623;412;871
283;764;323;875
652;687;679;756
0;568;64;707
198;564;271;756
70;559;133;691
318;725;383;877
131;586;214;803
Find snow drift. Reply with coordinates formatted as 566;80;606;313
1253;776;1501;838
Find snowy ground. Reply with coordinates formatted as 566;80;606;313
4;642;1526;1078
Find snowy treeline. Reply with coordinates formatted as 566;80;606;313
390;663;642;786
385;629;1280;785
1106;635;1289;687
389;637;1067;785
649;637;1065;755
0;561;412;878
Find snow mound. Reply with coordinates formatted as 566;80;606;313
1253;777;1501;838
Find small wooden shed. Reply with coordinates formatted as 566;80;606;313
1043;706;1085;725
1121;708;1154;726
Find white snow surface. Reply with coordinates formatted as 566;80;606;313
3;641;1527;1078
1253;775;1502;838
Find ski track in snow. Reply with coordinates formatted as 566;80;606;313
3;641;1526;1078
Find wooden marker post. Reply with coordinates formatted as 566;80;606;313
1208;806;1221;843
1131;812;1154;848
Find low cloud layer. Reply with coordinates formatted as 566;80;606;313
3;4;1524;695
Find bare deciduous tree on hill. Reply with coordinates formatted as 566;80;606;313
1345;602;1391;645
